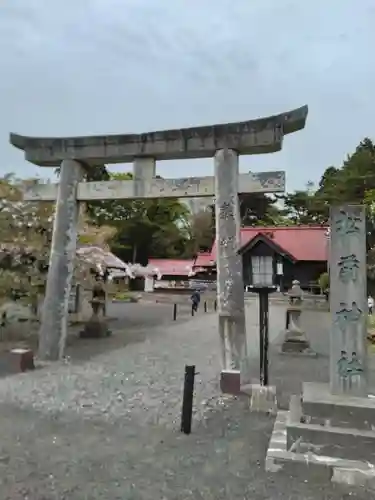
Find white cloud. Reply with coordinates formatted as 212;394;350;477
0;0;374;189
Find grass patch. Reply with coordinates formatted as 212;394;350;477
367;315;375;352
368;315;375;329
112;292;138;303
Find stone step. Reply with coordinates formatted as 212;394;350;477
287;421;375;462
302;382;375;430
266;411;375;490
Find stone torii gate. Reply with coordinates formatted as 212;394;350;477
10;105;308;393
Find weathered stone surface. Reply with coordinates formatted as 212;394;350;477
281;306;315;355
10;105;308;165
133;157;156;197
302;382;375;430
22;172;286;201
249;384;278;414
329;205;367;396
215;149;249;385
287;421;375;462
285;307;304;333
79;299;110;338
220;369;241;395
289;394;303;423
266;411;375;488
281;338;313;354
38;159;84;361
10;348;35;372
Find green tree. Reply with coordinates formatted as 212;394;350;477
182;209;214;256
316;139;375;208
317;139;375;247
280;189;324;224
88;173;191;264
209;194;287;230
282;140;375;225
307;138;375;281
318;272;329;292
239;194;283;226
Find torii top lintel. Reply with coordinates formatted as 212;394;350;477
10;105;308;167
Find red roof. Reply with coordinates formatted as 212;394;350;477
148;259;195;276
210;226;328;262
193;252;215;268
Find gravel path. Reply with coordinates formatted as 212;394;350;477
0;301;196;375
0;302;370;499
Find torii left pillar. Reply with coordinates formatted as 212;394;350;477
215;149;250;394
38;160;84;360
39;157;157;361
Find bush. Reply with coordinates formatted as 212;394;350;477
318;272;329;292
113;291;138;302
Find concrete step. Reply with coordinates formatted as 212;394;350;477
302;382;375;430
287;420;375;462
266;411;375;490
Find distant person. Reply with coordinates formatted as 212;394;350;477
191;289;201;313
368;295;374;315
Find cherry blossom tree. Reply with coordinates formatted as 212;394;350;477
0;175;118;303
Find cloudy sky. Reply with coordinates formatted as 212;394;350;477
1;0;374;191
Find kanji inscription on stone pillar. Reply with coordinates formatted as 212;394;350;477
329;205;367;396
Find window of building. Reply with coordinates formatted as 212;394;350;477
251;256;273;285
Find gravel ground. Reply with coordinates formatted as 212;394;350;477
65;301;198;363
0;301;196;375
0;302;370;499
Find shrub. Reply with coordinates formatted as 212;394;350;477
318;272;329;292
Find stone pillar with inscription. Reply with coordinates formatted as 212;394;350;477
38;160;84;361
214;149;249;394
329;205;367;397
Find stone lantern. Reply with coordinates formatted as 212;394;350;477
289;279;303;306
281;280;315;355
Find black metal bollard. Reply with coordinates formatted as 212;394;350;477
173;303;177;321
204;301;207;313
214;299;217;311
181;365;195;434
